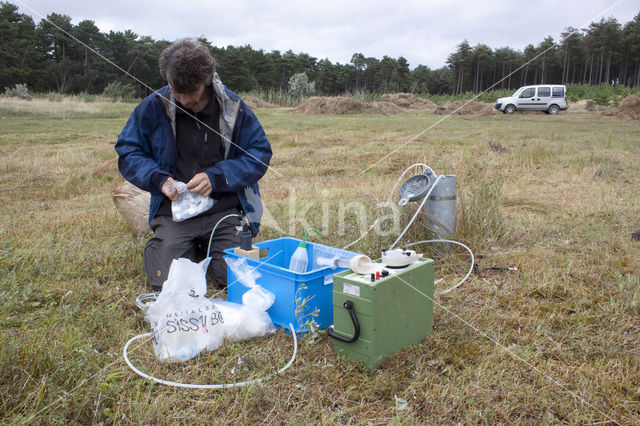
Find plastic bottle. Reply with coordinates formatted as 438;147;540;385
288;228;324;273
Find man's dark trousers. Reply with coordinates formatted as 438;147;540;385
144;207;241;290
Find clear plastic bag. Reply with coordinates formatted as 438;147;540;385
170;181;215;222
145;258;224;362
144;257;276;362
225;256;275;311
214;300;275;341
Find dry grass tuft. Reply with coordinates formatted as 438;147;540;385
435;100;500;116
294;96;404;115
379;93;438;111
0;96;133;118
242;96;276;109
294;94;438;116
601;92;640;120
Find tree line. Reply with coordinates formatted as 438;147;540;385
1;1;639;98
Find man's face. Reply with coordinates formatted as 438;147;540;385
169;82;208;112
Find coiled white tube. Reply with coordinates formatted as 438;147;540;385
404;239;474;295
343;163;475;295
126;214;297;389
343;163;435;250
206;213;244;257
123;323;298;389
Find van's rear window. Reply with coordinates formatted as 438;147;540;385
538;87;551;97
552;87;564;97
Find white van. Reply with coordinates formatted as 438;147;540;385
495;85;568;114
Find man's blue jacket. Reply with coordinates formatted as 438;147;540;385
115;74;272;235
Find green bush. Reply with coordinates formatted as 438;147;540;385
102;81;138;101
288;73;315;99
4;83;31;100
565;83;640;106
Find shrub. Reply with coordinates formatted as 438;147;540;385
102;81;138;101
4;83;31;100
288;73;315;99
594;91;611;106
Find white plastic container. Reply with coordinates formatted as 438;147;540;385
288;228;323;273
288;243;309;273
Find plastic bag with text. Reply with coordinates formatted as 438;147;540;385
144;257;276;362
145;258;224;362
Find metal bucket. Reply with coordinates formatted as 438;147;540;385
424;175;456;238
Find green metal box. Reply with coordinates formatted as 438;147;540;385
331;258;434;369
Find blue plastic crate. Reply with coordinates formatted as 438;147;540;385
224;237;359;333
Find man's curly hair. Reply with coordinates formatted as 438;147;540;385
159;38;215;93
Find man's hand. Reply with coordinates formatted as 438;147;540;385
162;177;179;201
187;172;212;197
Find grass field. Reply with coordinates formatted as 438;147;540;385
0;97;639;424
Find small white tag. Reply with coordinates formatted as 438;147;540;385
343;283;360;297
324;275;333;285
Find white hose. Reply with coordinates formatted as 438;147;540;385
126;214;298;389
123;323;298;389
389;175;443;249
343;163;435;250
404;239;475;295
135;293;159;310
343;163;475;295
207;213;244;257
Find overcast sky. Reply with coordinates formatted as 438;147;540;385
13;0;639;69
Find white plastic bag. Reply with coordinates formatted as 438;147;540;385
242;286;276;311
225;256;276;311
213;300;275;341
145;258;224;362
171;181;215;222
221;256;276;338
144;257;276;362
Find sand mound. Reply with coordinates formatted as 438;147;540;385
379;93;437;111
243;96;276;109
295;96;403;115
435;100;498;116
601;93;640;120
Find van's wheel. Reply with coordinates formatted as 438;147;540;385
548;104;560;115
504;104;516;114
